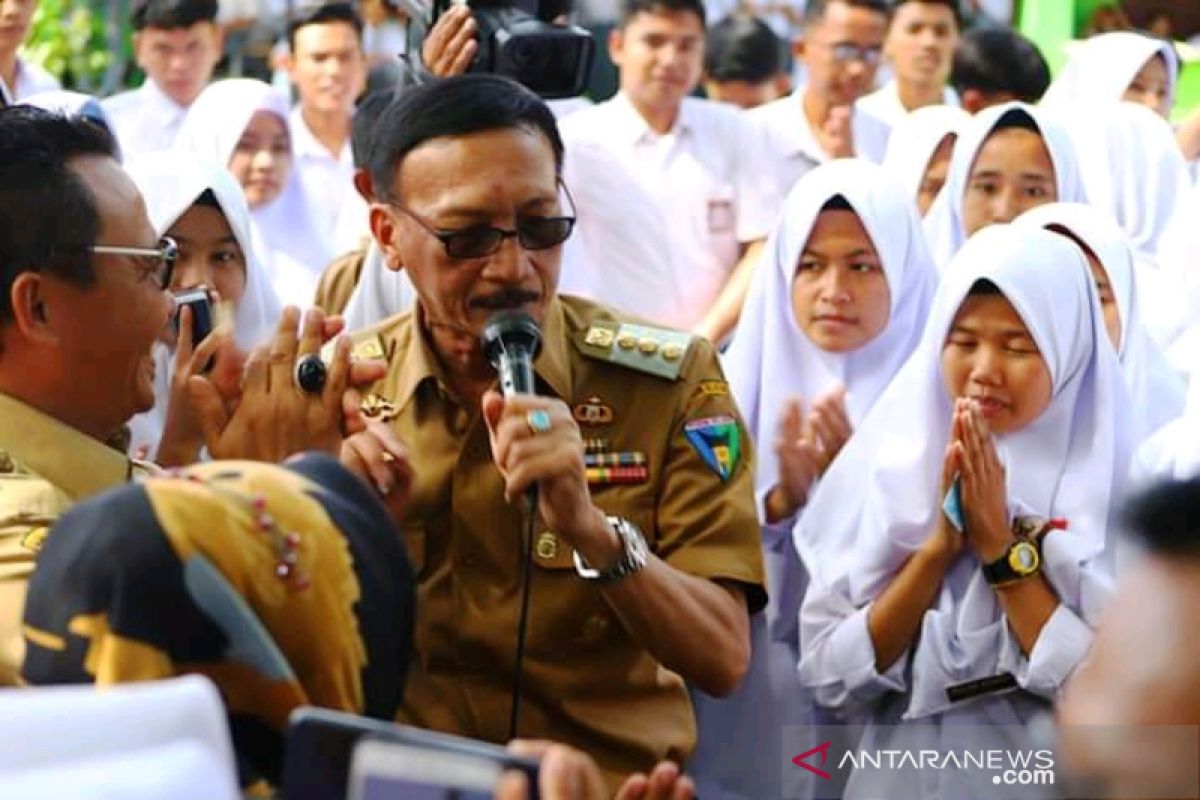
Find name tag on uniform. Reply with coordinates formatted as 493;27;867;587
707;198;735;235
946;672;1017;703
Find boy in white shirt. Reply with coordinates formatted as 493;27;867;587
747;0;890;219
858;0;959;126
0;0;60;104
102;0;223;155
559;0;770;342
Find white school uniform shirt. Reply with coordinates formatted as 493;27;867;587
558;92;771;331
289;105;354;262
746;90;892;221
0;56;60;104
797;225;1130;798
857;80;959;128
102;79;190;156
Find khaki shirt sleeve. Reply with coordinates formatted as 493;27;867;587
0;475;60;686
655;337;766;613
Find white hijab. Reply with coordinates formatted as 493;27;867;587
921;102;1085;270
881;105;971;211
797;225;1130;719
123;153;283;460
341;241;417;331
1016;202;1184;443
1042;31;1179;111
723;159;937;509
175;78;330;308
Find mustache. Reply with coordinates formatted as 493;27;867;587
470;289;540;310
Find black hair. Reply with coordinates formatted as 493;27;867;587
368;74;563;203
820;193;854;213
705;14;783;84
803;0;889;28
967;277;1003;297
992;105;1040;134
618;0;706;31
131;0;218;31
193;188;222;211
351;90;399;169
287;2;364;54
1122;479;1200;559
950;27;1051;103
0;107;118;325
889;0;962;29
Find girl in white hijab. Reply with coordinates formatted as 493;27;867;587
881;105;971;217
702;160;935;799
1016;202;1185;444
175;78;330;309
922;102;1085;270
1042;31;1179;120
124;153;283;463
796;225;1130;798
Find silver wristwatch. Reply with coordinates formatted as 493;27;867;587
573;516;649;585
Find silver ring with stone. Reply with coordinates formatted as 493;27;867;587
294;354;327;394
526;409;552;435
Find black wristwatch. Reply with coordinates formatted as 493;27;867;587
573;516;648;585
982;539;1042;586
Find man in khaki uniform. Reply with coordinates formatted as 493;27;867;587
0;109;178;685
341;74;767;789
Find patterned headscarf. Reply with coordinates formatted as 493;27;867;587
21;453;414;788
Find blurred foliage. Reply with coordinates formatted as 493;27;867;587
22;0;131;94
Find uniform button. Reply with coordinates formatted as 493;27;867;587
535;531;558;560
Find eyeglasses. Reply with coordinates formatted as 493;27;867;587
814;41;883;66
88;236;178;289
387;183;578;260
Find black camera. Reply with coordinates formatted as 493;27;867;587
433;0;595;99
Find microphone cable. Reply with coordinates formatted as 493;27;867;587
508;493;537;741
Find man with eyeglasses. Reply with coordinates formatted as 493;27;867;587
340;73;765;791
0;106;384;689
748;0;891;217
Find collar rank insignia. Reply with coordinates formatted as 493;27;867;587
360;393;399;423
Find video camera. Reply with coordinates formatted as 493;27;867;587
429;0;595;99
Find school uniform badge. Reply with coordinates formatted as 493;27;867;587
684;415;741;480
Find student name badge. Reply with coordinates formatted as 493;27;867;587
706;197;735;235
684;415;741;481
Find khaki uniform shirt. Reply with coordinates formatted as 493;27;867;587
357;295;766;786
0;393;150;685
314;239;369;317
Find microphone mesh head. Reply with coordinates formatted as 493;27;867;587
481;310;543;368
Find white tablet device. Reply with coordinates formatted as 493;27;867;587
349;739;504;800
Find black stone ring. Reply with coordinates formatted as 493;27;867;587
294;354;327;394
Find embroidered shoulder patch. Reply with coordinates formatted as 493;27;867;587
684;415;742;480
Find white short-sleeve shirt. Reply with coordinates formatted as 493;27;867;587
857;80;960;128
746;89;893;220
102;80;190;156
558;93;770;330
0;57;61;104
290;105;354;262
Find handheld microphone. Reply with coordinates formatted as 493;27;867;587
481;311;544;742
481;311;543;510
481;311;542;398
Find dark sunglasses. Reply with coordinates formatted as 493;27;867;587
388;183;577;260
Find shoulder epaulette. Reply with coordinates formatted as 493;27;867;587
575;321;693;380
